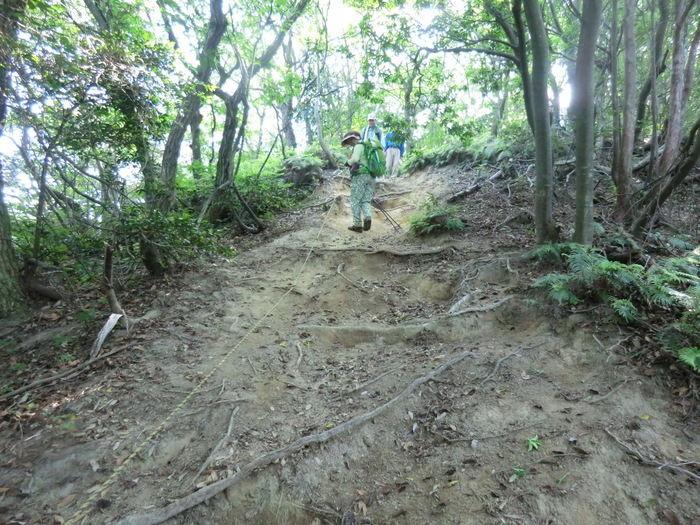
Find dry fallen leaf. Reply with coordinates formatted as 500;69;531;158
358;501;367;515
56;494;76;509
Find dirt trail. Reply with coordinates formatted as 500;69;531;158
1;168;698;525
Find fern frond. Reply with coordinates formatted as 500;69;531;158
549;282;580;305
639;283;676;307
565;245;605;281
609;298;640;323
525;244;563;265
533;273;571;288
678;347;700;372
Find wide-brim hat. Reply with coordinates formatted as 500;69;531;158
341;131;361;146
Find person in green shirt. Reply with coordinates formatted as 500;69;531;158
341;130;375;233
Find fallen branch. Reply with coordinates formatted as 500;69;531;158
605;428;700;481
480;341;545;386
585;378;629;404
446;184;481;202
112;348;478;525
189;407;240;487
0;343;135;402
293;342;303;373
336;263;367;293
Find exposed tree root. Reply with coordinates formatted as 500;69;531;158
605;428;700;481
298;297;516;345
283;244;454;255
113;348;478;525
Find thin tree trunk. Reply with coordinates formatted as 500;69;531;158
573;0;603;245
654;0;691;179
610;0;621;187
314;59;337;168
190;109;204;179
511;0;536;134
615;0;636;222
633;0;668;145
523;0;558;244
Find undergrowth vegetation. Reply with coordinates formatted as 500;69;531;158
408;194;464;236
527;243;700;372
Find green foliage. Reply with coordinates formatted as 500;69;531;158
525;242;578;266
509;468;527;483
533;244;700;372
677;348;700;372
116;206;234;266
401;140;471;174
378;114;412;145
467;133;512;164
609;298;641;324
408;194;464;236
526;436;541;451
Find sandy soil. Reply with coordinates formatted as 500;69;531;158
0;165;698;525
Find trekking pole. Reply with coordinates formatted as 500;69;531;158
371;198;403;231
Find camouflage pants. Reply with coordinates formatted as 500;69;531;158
349;172;375;227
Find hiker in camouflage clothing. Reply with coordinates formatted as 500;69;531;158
341;130;374;233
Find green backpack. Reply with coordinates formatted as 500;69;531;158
361;139;387;178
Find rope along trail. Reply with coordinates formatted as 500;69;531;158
66;203;337;524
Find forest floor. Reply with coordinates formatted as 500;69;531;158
0;162;699;525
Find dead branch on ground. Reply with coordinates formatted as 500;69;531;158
446;184;481;202
189;407;240;487
605;428;700;481
113;348;478;525
0;343;136;402
479;341;546;386
336;263;368;292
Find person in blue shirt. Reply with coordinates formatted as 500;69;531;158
384;131;405;177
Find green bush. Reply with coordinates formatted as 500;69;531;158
408;194;464;236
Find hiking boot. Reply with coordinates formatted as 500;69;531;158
348;225;363;233
363;218;372;231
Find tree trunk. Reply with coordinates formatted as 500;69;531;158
278;100;297;149
633;0;668;145
614;0;636;222
572;0;603;245
314;59;337;169
279;36;298;150
190;108;204;179
610;0;621;187
0;0;27;317
523;0;558;244
510;0;536;134
653;0;691;179
158;0;226;210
